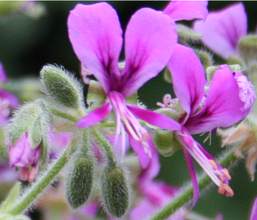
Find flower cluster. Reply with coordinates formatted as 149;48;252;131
0;1;256;220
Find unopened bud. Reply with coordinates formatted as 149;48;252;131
154;130;181;157
65;154;94;209
176;24;202;43
238;35;257;65
163;68;171;83
195;49;213;68
87;80;106;107
40;65;84;109
101;165;129;217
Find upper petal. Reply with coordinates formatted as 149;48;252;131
128;105;181;131
0;63;7;83
122;8;177;96
186;65;255;134
76;103;112;128
194;3;247;59
250;197;257;220
167;44;206;114
164;0;208;21
68;3;122;92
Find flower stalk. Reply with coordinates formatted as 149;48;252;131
150;149;238;220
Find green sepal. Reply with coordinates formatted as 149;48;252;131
0;183;21;212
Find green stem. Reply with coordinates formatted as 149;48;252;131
151;150;238;220
92;128;116;166
8;143;77;215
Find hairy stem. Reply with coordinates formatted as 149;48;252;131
151;150;238;220
50;108;78;122
92;128;116;166
8;142;77;215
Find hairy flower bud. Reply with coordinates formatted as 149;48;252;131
195;49;213;68
101;165;129;217
40;64;84;109
154;129;181;157
238;35;257;65
65;152;94;209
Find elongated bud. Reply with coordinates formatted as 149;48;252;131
195;49;213;68
163;68;171;83
176;24;201;43
101;165;129;217
65;153;94;209
40;65;84;109
154;130;181;157
238;35;257;65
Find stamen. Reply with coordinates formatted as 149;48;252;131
234;73;256;111
218;184;234;197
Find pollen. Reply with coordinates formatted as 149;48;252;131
234;73;256;111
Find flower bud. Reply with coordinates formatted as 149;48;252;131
40;65;84;109
8;100;50;182
163;68;171;83
195;49;213;68
65;153;94;209
238;34;257;65
154;129;181;157
101;165;129;217
87;80;106;107
176;24;201;43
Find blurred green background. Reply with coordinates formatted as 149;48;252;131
0;1;256;220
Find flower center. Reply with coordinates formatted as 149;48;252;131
108;91;151;157
234;73;256;111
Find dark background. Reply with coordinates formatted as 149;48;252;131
0;1;256;220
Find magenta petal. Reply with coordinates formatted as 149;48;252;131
194;3;247;59
68;3;122;92
164;0;208;21
168;44;206;114
129;135;150;169
0;89;19;108
0;63;7;83
122;8;177;96
186;66;255;134
182;147;199;206
128;105;181;131
250;197;257;220
76;103;112;128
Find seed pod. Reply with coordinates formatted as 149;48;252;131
101;165;129;217
65;154;93;209
40;64;84;109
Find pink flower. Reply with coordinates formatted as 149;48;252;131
194;3;247;59
68;2;180;168
166;44;255;202
0;63;19;125
9;132;40;182
250;197;257;220
164;0;208;21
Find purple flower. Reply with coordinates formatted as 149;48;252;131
194;3;247;59
164;0;208;21
68;2;181;168
166;44;255;202
250;197;257;220
0;63;19;125
9;132;40;182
